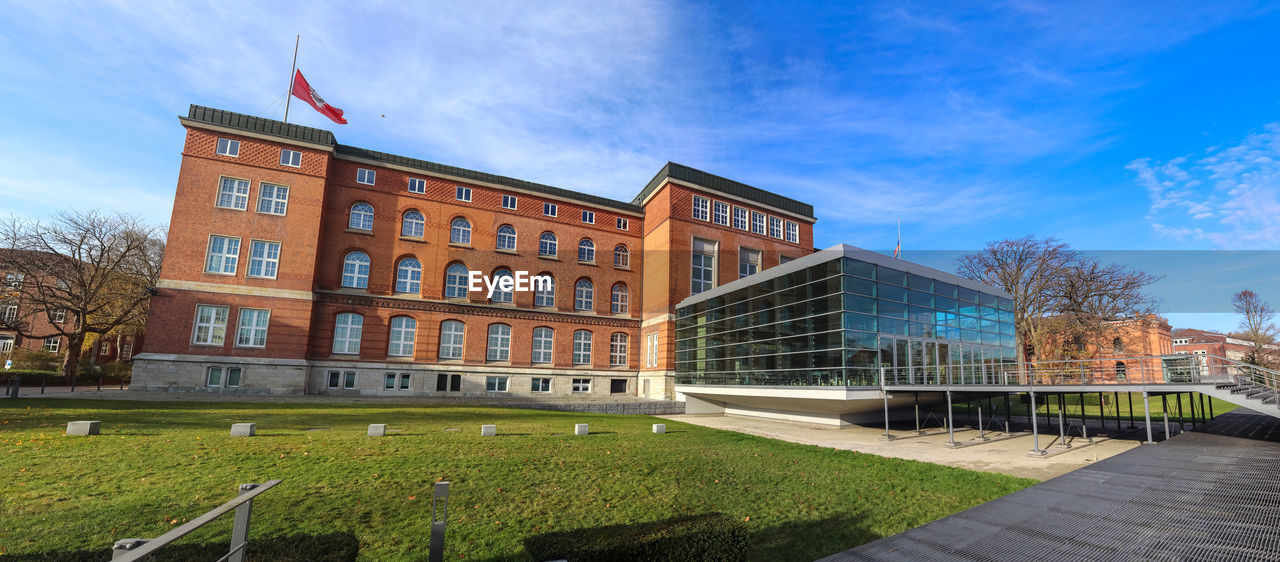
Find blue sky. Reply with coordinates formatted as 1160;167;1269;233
1;1;1278;332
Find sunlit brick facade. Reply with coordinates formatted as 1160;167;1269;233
133;106;815;397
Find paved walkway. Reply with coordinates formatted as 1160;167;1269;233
821;409;1280;561
661;414;1144;481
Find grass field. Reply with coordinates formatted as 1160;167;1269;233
0;399;1033;561
950;391;1240;424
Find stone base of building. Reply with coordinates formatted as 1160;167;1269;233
131;354;307;395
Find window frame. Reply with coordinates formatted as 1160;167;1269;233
501;194;518;210
215;176;250;211
235;307;271;348
539;232;558;257
444;264;469;299
256;183;289;215
751;211;766;234
613;245;629;269
738;247;761;279
531;377;552;393
191;304;230;346
609;332;628;366
543;202;558;217
611;283;629;315
571;377;592;393
341;251;371;289
247;239;281;279
349;203;375;231
785;221;799;243
581;210;595;224
43;337;60;353
531;326;554;364
713;201;729;225
332;313;364;355
279;148;301;168
577;239;595;263
456;186;472;202
534;276;556;308
732;207;749;230
408;178;426;194
215;138;240;157
489;270;514;304
496;225;518;251
574;279;594;312
395;257;423;294
769;216;783;239
450;217;472;245
204;234;241;275
692;195;710;221
572;330;593;365
486;323;512;362
439;320;465;360
485;376;509;392
401;210;426;238
356;168;376;185
616;217;629;231
388;316;417;357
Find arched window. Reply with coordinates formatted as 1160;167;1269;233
539;232;557;257
388;316;416;357
532;327;554;364
534;275;556;307
496;225;517;251
401;210;425;237
578;239;595;263
439;320;465;359
614;244;629;268
575;279;594;311
349;203;374;230
1115;361;1127;381
1113;337;1124;354
490;269;513;304
573;330;593;365
332;313;363;354
486;323;512;361
395;257;422;294
450;217;472;244
341;252;370;288
610;333;628;366
444;264;469;299
611;283;629;314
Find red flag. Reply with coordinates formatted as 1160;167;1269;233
291;70;347;124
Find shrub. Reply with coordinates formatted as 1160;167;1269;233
8;348;59;371
523;513;749;562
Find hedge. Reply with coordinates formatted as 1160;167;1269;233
523;512;750;561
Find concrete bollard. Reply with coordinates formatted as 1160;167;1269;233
66;421;101;436
481;424;496;437
575;423;589;436
368;424;387;437
230;423;256;437
652;423;666;434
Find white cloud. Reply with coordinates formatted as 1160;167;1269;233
1133;123;1280;249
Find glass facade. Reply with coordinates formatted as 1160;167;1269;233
674;254;1017;386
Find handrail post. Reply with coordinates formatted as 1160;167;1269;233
1143;391;1154;444
229;483;257;562
430;481;450;562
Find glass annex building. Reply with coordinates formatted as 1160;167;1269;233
675;244;1017;389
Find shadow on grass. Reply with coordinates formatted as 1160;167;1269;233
3;531;359;562
750;511;880;561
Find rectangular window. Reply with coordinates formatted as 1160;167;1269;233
616;217;629;231
332;313;363;355
4;273;23;290
43;337;60;353
732;207;749;230
532;328;553;364
573;331;593;365
769;216;783;238
646;333;659;367
436;373;462;392
50;310;65;323
485;376;508;392
487;324;511;361
692;196;710;221
713;201;729;225
344;371;357;389
571;378;591;393
456;186;472;202
207;366;223;386
235;308;270;348
610;379;627;394
400;373;411;390
120;343;132;361
691;238;716;294
100;342;112;356
209;366;242;387
216;177;250;210
610;334;628;366
739;247;761;279
357;168;376;185
581;210;595;224
192;305;229;345
408;178;426;193
215;138;240;157
327;371;341;389
247;240;280;279
225;367;242;387
439;322;464;360
751;212;766;234
205;235;241;274
531;378;551;392
785;221;799;243
543;202;557;216
384;372;397;390
2;305;15;322
256;183;289;215
502;195;517;210
280;149;301;167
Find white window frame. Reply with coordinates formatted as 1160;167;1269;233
357;168;376;185
785;221;799;243
713;201;729;225
534;276;556;307
256;183;289;216
402;210;425;238
610;333;628;366
120;342;132;361
100;341;112;356
332;313;363;355
531;377;551;392
215;176;250;210
408;178;426;194
341;252;370;289
396;258;422;294
769;216;783;238
571;377;592;393
235;308;270;348
247;240;280;279
613;245;629;269
539;232;558;257
456;186;472;202
349;203;374;231
444;264;469;299
384;372;398;390
215;138;240;157
439;320;465;359
573;330;593;365
732;207;748;230
489;270;514;304
502;194;518;210
611;284;629;314
280;149;301;167
496;225;517;251
2;305;16;322
205;235;241;275
647;333;659;367
43;337;60;353
692;195;710;221
578;239;595;263
691;238;716;295
574;279;594;312
207;366;223;387
616;217;629;231
486;376;509;392
543;202;558;217
581;210;595;224
191;304;229;346
751;211;766;234
388;316;416;357
450;218;472;245
486;324;511;362
532;327;554;364
739;247;761;279
50;309;66;323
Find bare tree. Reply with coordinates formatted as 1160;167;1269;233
0;211;164;383
1232;290;1277;367
955;236;1076;363
1048;257;1163;356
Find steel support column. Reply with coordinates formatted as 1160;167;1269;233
1127;392;1136;429
1177;393;1185;432
1029;391;1043;454
1161;395;1171;438
1143;391;1154;444
945;390;956;446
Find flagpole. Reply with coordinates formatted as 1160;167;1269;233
283;34;300;123
896;218;901;260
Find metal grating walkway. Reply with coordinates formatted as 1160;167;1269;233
820;409;1280;561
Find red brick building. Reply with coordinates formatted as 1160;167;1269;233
132;106;816;397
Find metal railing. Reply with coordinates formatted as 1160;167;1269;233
881;354;1279;390
111;480;282;562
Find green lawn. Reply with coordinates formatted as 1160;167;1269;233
0;399;1033;561
952;391;1240;424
